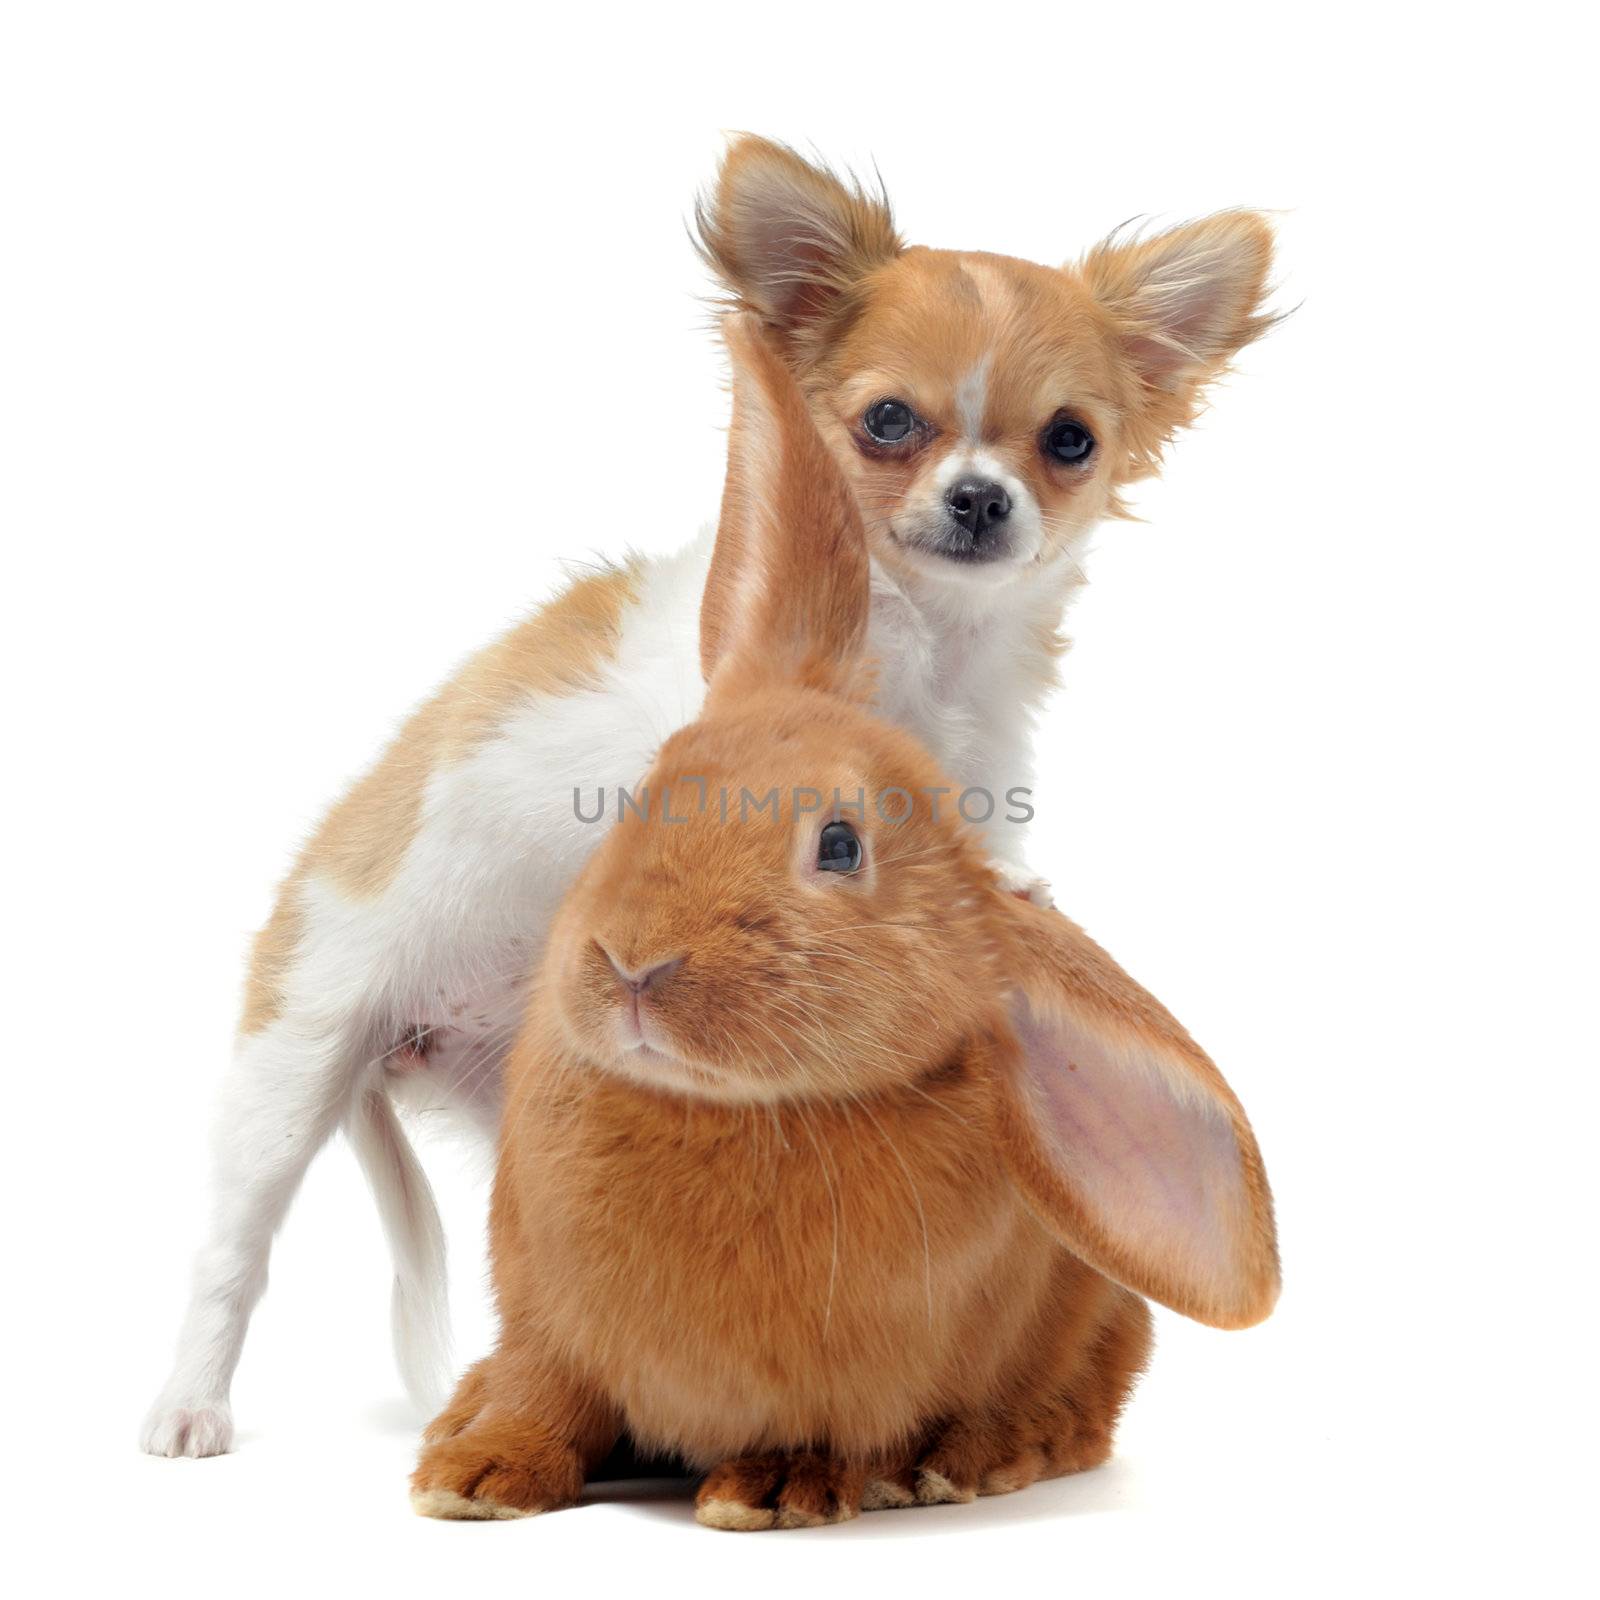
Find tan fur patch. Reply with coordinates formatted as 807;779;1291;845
861;1476;916;1510
695;1498;776;1532
915;1468;976;1506
776;1502;858;1530
311;561;640;900
409;1486;535;1521
238;879;307;1036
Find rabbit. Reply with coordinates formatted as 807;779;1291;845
409;314;1280;1529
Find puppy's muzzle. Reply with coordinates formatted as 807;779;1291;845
926;477;1014;562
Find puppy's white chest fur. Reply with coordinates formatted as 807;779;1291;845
866;551;1083;856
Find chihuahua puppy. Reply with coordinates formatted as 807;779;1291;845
699;140;1277;889
142;136;1277;1456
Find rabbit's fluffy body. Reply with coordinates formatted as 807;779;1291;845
512;698;1139;1478
413;690;1159;1521
435;1024;1151;1508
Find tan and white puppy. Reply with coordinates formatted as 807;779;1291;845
142;137;1278;1457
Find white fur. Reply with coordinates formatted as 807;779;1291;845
142;519;1086;1453
954;353;991;441
346;1085;451;1412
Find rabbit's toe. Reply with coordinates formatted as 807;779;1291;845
696;1450;864;1531
892;1410;1113;1507
860;1467;918;1508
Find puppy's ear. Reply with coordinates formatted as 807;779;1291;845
700;313;871;701
695;136;902;337
988;896;1280;1329
1080;212;1278;468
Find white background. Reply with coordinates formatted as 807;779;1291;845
3;4;1594;1595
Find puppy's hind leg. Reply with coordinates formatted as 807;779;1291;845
140;1011;370;1457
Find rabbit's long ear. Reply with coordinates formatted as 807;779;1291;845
990;896;1280;1329
699;312;871;701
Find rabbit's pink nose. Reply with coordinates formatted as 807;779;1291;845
600;945;684;995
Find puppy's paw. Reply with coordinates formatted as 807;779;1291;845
696;1451;865;1531
140;1398;234;1458
411;1427;584;1521
989;858;1054;907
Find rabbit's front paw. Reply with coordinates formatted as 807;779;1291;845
411;1423;585;1521
696;1450;867;1531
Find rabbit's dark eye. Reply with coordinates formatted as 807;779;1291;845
817;821;863;874
863;399;917;444
1043;417;1095;464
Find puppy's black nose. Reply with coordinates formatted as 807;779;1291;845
945;478;1011;538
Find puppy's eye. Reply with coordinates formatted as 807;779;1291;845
863;399;917;444
817;821;863;874
1044;418;1095;464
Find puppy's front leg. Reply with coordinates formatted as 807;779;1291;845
960;722;1054;905
140;1011;371;1457
988;854;1055;907
979;816;1054;907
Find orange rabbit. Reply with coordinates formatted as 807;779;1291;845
410;314;1280;1529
